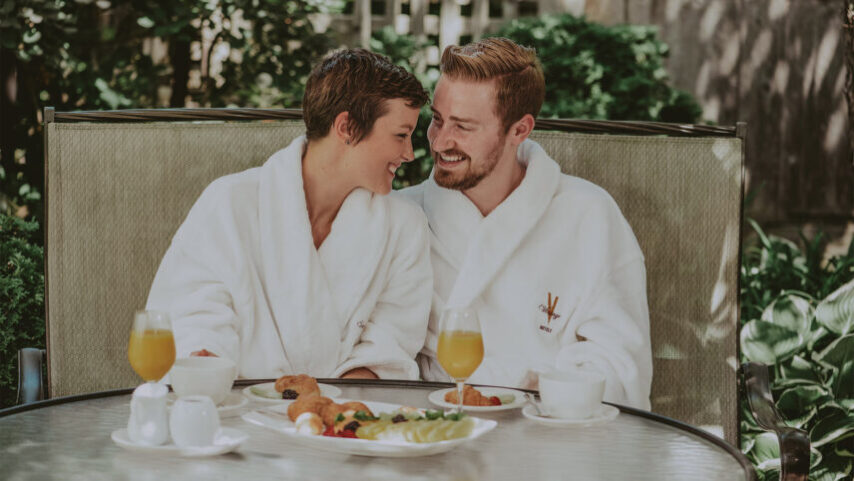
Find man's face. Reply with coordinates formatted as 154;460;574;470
427;77;509;191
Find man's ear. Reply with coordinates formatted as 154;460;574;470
332;111;351;143
508;114;535;145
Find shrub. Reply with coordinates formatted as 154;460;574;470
495;14;702;123
740;220;854;481
0;214;45;408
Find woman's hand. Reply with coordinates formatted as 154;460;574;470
340;367;378;379
190;349;218;357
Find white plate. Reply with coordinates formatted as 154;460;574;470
241;400;497;457
427;386;527;412
111;427;248;457
521;403;619;427
242;382;342;403
167;392;248;417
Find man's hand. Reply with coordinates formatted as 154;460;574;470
190;349;218;357
340;367;378;379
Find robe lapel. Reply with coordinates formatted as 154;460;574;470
422;176;482;270
257;136;342;375
437;140;562;309
317;188;389;329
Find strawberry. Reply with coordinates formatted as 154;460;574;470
489;396;501;406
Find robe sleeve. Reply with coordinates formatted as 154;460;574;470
333;213;433;380
145;186;242;365
554;258;652;410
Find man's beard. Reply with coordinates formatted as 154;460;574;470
432;138;505;191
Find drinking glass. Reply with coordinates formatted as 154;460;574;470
436;307;484;413
128;310;176;383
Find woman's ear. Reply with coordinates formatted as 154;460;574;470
332;111;352;145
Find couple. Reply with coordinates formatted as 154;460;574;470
146;38;653;409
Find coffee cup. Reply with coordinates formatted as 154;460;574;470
127;382;170;445
170;356;237;405
538;368;605;419
169;395;221;447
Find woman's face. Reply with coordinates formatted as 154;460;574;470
350;98;420;195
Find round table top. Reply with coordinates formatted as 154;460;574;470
1;379;753;481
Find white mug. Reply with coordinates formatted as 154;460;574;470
169;395;221;447
127;382;170;445
170;357;237;406
538;368;605;419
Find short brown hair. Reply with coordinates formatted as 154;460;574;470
303;48;429;143
440;37;545;132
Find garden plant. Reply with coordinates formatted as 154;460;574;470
740;220;854;481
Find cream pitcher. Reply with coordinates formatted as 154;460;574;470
127;382;169;445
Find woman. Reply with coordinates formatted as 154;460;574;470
146;49;432;380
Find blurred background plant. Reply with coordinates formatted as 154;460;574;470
740;219;854;481
0;215;44;407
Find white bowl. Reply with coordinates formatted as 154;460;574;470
170;357;236;406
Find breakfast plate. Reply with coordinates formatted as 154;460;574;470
427;386;528;412
241;399;497;457
111;427;248;457
521;403;619;427
242;382;342;402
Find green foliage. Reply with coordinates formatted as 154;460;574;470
740;221;854;480
0;213;45;407
1;0;335;221
494;14;702;122
369;15;704;189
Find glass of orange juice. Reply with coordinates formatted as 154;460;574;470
128;310;176;383
436;307;484;414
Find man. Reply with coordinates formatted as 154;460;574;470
400;38;652;409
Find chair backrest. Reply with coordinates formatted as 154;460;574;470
44;111;305;399
531;122;744;444
45;110;743;444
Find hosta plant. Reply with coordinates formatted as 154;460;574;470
740;220;854;481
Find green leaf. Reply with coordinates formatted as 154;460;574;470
815;334;854;399
761;294;812;336
815;279;854;335
22;29;42;44
810;411;854;448
137;17;155;28
740;319;802;364
776;384;829;428
750;432;780;471
779;355;822;384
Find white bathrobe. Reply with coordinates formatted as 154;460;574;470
146;136;432;380
399;139;652;409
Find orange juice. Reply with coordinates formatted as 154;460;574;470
128;329;176;381
437;330;484;380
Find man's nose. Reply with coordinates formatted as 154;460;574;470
430;125;452;152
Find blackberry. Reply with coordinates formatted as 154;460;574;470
281;389;299;399
391;414;407;423
343;421;360;432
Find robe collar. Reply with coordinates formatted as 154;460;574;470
257;136;388;374
423;139;561;309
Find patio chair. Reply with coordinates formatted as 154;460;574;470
23;108;805;472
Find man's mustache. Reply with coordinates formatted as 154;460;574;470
432;149;469;159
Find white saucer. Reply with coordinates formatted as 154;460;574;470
111;427;248;456
521;404;619;427
167;392;248;417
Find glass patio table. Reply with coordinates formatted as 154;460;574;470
0;379;755;480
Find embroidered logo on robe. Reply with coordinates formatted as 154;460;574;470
537;292;561;333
